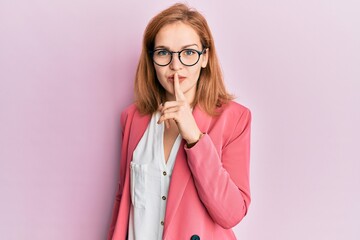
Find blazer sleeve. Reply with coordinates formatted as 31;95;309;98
107;110;128;240
185;107;251;229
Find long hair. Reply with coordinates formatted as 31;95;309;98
134;3;233;115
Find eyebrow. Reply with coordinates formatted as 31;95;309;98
154;44;199;50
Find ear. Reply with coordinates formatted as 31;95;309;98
201;48;209;68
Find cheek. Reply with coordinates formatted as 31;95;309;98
154;66;163;80
154;67;168;87
154;65;166;77
189;66;202;81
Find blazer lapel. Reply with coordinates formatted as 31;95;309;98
192;105;213;133
163;105;212;237
127;110;151;163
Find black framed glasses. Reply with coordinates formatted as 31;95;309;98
150;48;207;67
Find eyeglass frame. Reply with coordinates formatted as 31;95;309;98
149;48;208;67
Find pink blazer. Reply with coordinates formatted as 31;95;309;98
108;101;251;240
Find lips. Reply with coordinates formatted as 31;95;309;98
167;74;186;83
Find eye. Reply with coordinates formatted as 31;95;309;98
183;49;197;56
155;49;170;56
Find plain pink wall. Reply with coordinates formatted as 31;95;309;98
1;0;359;239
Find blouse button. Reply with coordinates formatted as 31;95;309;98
162;196;166;200
163;171;167;176
161;221;164;226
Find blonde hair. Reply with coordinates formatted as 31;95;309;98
134;3;233;115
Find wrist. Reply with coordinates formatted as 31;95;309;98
186;132;203;148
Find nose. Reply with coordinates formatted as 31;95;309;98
169;53;183;71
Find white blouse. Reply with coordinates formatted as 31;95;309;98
127;112;182;240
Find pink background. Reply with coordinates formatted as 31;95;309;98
1;0;359;239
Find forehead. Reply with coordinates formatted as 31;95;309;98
154;22;201;48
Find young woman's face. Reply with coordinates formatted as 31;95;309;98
153;22;208;103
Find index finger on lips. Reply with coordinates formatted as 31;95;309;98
174;73;186;101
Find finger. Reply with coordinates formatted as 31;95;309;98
165;119;170;129
162;106;180;114
161;101;184;114
174;73;186;101
157;117;171;129
158;112;177;123
162;101;180;109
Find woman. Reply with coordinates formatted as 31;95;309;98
108;3;251;240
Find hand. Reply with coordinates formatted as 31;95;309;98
157;73;202;144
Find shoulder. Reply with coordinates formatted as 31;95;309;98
217;101;251;121
120;103;141;127
215;101;252;138
121;103;138;116
120;103;153;129
199;101;251;148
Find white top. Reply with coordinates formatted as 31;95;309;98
127;112;182;240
